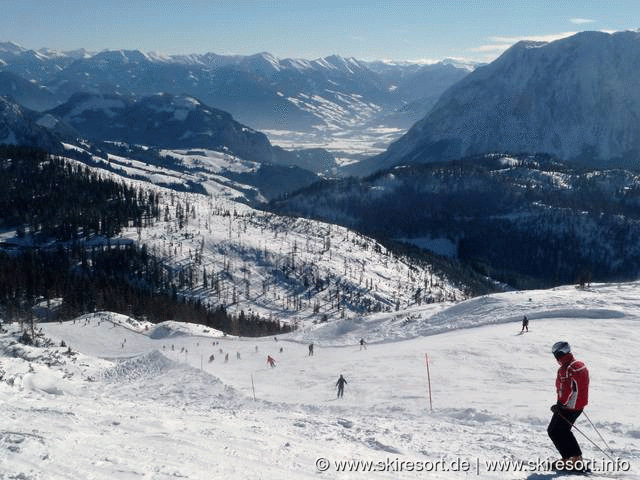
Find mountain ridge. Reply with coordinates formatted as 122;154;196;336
0;42;472;135
357;30;640;176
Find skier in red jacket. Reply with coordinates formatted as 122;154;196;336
267;355;276;368
547;341;589;471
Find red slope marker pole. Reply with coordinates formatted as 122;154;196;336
251;373;257;401
425;353;433;411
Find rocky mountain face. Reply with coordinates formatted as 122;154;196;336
358;31;640;176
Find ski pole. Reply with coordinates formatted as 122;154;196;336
582;411;614;455
556;411;615;463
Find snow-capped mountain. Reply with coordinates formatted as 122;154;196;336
360;30;640;176
0;42;86;75
42;91;341;178
47;92;280;163
364;60;471;127
0;42;77;85
0;90;331;200
0;42;472;136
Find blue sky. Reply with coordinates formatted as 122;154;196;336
1;1;638;62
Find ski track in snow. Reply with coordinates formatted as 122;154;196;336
1;282;639;479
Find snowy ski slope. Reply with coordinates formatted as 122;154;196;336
1;282;638;479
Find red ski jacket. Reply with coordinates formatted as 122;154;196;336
556;353;589;411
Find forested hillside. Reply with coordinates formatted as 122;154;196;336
271;154;640;289
0;146;291;336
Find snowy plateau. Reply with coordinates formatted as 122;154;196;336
1;283;639;479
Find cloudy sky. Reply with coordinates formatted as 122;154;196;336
1;0;638;62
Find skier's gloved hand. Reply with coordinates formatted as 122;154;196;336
550;404;562;413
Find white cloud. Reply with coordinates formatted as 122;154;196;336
469;32;578;61
469;43;512;54
489;32;578;44
570;18;595;25
469;29;622;63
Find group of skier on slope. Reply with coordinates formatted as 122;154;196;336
265;339;367;399
265;319;594;472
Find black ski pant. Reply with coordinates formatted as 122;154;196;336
337;386;344;398
547;408;583;459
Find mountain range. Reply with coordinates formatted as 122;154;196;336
47;92;280;163
0;42;471;134
7;31;640;179
358;30;640;176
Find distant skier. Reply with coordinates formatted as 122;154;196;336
359;338;367;350
521;315;529;333
267;355;276;368
336;374;347;398
547;341;589;471
308;343;314;356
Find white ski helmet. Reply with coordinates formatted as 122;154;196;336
552;341;571;358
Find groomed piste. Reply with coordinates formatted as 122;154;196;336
1;282;638;479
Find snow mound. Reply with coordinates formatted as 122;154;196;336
76;311;154;332
22;370;67;395
99;350;244;410
100;350;174;383
149;321;226;339
439;407;500;425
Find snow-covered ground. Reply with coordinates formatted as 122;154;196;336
49;146;464;324
2;282;638;479
263;126;406;168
